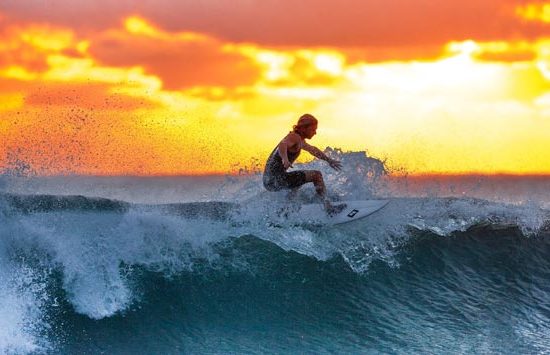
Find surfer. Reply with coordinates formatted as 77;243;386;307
263;113;346;215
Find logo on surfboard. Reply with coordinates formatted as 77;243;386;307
347;209;359;218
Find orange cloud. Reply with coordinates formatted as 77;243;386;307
476;49;536;62
449;40;539;63
86;16;262;90
3;0;550;49
0;24;53;73
343;45;445;63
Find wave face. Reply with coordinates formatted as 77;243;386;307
2;151;550;353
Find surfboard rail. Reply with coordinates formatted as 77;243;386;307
296;199;390;225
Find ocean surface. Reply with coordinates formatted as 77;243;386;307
2;151;550;354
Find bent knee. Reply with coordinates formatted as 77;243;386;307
305;170;323;182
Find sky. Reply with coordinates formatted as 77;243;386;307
1;0;550;175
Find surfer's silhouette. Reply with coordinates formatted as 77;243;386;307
263;113;346;215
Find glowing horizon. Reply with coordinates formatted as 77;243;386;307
2;1;550;175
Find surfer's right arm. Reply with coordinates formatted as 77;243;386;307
302;142;343;171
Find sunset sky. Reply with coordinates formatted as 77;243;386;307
2;0;550;175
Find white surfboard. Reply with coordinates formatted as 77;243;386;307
276;199;389;226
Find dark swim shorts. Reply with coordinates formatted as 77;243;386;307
263;171;307;191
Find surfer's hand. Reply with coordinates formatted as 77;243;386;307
328;158;342;171
283;160;293;169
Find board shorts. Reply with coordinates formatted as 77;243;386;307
263;171;308;191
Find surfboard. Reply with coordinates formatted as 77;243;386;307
275;199;389;226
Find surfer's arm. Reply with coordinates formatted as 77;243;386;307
302;142;342;171
278;133;300;169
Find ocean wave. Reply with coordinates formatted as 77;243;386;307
2;149;550;352
1;190;550;353
2;223;550;353
2;192;549;270
0;149;550;353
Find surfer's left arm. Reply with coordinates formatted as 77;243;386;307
302;142;342;171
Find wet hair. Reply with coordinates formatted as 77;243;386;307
293;114;318;135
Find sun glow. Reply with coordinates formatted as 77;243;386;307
254;51;294;82
0;66;38;80
124;16;159;36
1;11;550;175
19;25;74;51
312;52;345;76
516;3;550;23
124;15;207;42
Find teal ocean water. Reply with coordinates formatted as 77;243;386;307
1;152;550;354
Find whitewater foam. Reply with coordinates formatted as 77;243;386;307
0;234;52;353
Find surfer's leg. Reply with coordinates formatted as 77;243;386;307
285;171;308;189
263;173;288;192
304;170;346;215
280;171;306;201
304;170;326;198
